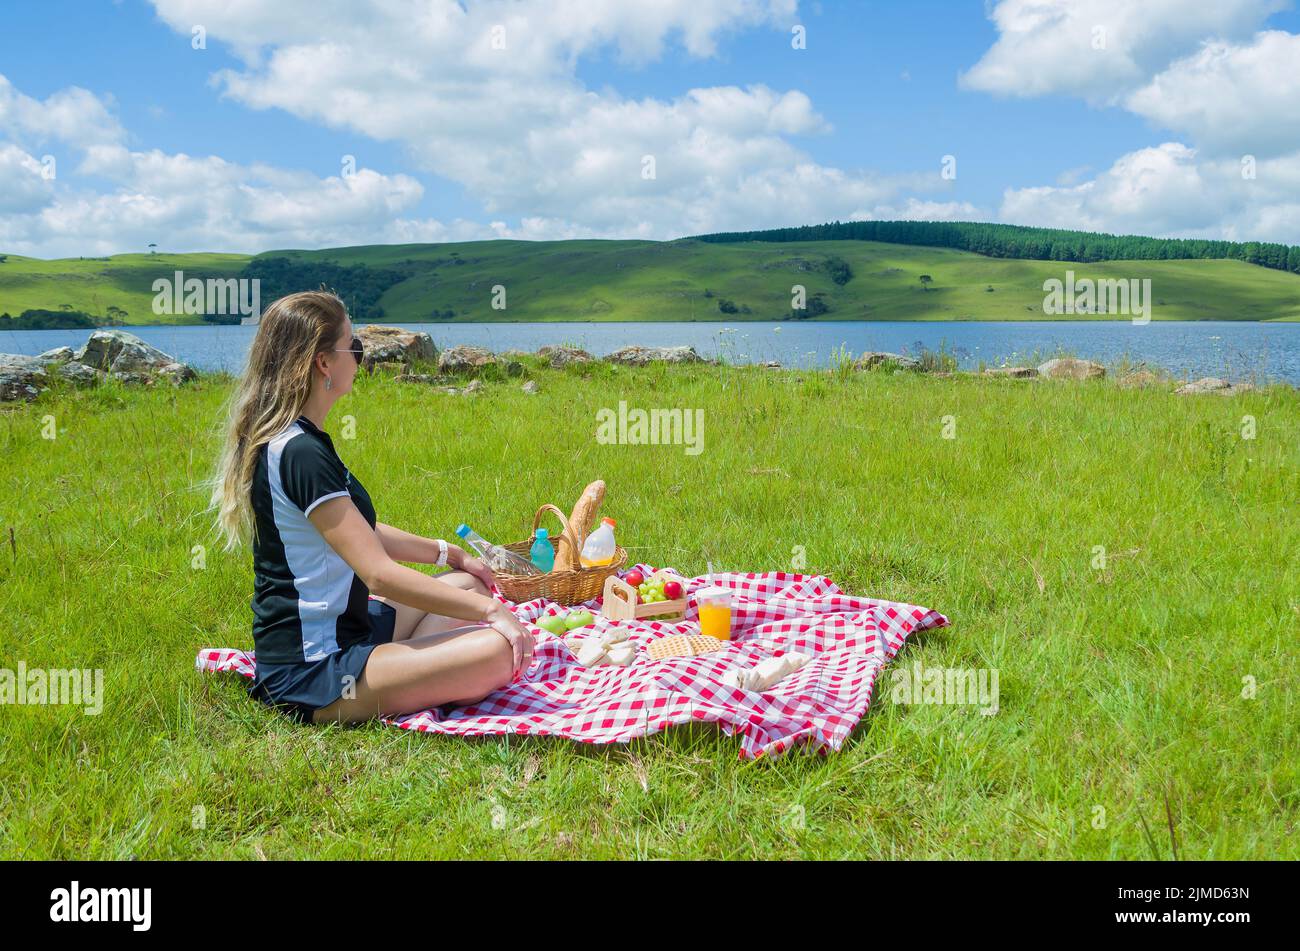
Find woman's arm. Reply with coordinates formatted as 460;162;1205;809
375;521;446;564
309;505;497;621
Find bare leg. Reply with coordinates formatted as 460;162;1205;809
371;570;491;642
311;626;513;725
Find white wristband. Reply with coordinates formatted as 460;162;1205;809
434;538;449;566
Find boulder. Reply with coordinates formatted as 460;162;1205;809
983;366;1038;379
57;361;107;387
522;380;540;394
854;351;921;371
156;362;197;386
0;353;47;402
605;345;707;366
356;325;437;371
75;330;176;373
463;379;484;394
438;345;498;374
1175;377;1254;396
1037;357;1105;380
1116;369;1164;389
537;345;593;368
36;346;75;366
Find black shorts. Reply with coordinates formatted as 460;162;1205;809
247;598;398;723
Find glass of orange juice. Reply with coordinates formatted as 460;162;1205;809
697;588;733;640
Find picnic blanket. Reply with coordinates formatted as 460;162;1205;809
196;564;948;760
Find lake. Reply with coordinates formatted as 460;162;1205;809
4;320;1300;384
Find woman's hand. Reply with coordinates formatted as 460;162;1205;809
483;604;536;679
449;544;496;592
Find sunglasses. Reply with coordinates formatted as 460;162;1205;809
333;336;365;364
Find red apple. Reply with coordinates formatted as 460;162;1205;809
663;580;682;599
624;569;644;587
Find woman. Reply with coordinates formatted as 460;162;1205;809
206;290;535;725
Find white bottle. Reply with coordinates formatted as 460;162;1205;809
579;517;617;568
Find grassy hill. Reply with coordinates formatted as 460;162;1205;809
3;238;1300;325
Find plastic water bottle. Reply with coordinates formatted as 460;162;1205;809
530;527;555;572
455;524;541;575
579;517;617;568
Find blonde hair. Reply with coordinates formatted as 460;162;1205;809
205;290;349;552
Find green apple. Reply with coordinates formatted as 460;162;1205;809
564;610;595;630
538;615;568;636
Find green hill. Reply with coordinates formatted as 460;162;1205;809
3;238;1299;325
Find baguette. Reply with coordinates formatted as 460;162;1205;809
555;480;605;570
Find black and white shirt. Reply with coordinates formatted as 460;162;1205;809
249;414;377;664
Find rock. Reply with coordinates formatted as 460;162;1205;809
356;325;437;371
505;360;524;377
36;346;75;366
0;353;47;401
1175;377;1254;396
522;380;540;394
394;373;449;385
604;345;707;366
983;366;1038;379
110;370;155;386
57;361;107;387
156;362;197;386
438;345;498;374
537;345;593;368
75;330;176;373
1117;369;1163;389
760;360;782;369
1037;357;1105;380
371;360;406;375
462;379;484;394
854;351;921;371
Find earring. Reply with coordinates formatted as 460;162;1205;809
325;376;333;391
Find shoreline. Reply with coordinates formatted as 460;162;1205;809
4;316;1300;332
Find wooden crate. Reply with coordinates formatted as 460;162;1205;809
601;569;688;622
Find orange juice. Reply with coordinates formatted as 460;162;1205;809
699;602;732;640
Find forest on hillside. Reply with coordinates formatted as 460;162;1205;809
691;220;1300;274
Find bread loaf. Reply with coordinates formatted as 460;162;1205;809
555;480;605;570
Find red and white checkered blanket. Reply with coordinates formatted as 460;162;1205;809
196;564;948;760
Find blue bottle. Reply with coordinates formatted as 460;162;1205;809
530;528;556;572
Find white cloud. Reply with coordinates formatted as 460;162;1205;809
960;0;1285;102
1126;31;1300;157
1000;142;1300;243
0;74;126;150
964;3;1300;241
0;131;453;257
136;0;952;243
0;144;55;214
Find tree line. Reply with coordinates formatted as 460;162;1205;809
689;220;1300;274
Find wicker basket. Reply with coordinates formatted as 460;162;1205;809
493;503;627;606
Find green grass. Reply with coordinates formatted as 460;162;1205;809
4;238;1300;325
0;359;1297;858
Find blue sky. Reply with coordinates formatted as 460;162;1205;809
2;0;1299;256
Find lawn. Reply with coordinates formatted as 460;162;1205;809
0;355;1296;858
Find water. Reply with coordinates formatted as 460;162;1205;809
4;320;1299;384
